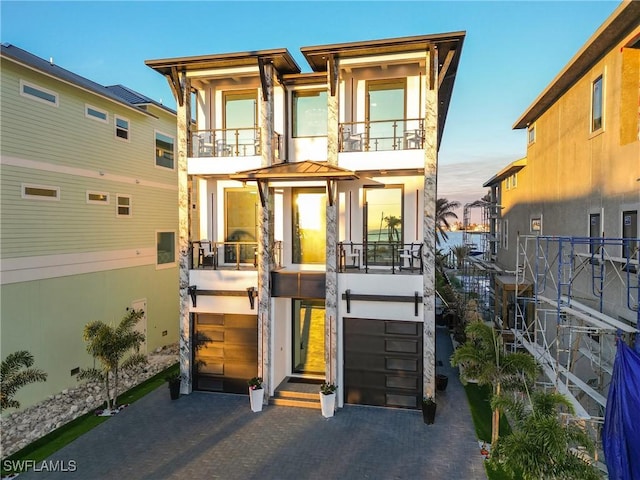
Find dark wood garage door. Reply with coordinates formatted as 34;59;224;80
193;313;258;394
344;318;422;409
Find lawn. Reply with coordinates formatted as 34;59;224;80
1;363;179;476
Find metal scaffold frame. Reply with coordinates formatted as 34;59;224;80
510;234;639;455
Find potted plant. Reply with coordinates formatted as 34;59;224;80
165;372;181;400
319;382;337;418
422;396;436;424
436;373;449;391
247;376;264;412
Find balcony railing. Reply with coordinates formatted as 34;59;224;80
191;128;283;160
338;241;424;274
339;118;425;153
191;240;282;270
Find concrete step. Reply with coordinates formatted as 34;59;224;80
270;396;320;409
273;389;319;401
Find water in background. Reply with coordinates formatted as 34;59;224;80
440;231;464;253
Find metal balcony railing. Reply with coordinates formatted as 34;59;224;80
338;241;424;274
191;128;283;160
191;240;282;271
339;118;425;153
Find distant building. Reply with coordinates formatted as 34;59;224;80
0;44;179;409
146;31;465;410
482;0;639;454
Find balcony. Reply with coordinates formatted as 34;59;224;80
190;240;282;271
339;241;423;274
191;128;283;160
339;119;424;153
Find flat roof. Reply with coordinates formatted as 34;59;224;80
483;158;527;187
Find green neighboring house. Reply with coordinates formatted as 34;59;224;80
0;44;179;410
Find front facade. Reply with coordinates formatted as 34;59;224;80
482;0;639;453
0;45;180;410
146;32;465;409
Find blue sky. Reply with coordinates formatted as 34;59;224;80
1;1;620;214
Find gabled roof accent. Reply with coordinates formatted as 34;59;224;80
1;44;162;118
483;158;527;187
229;160;359;182
513;1;640;129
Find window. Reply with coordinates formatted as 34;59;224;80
115;116;130;140
589;213;601;254
502;219;509;250
366;79;406;151
292;188;326;264
86;191;110;204
155;131;175;169
530;217;542;234
225;187;258;264
157;231;176;267
293;90;327;137
22;183;60;201
622;210;638;260
511;173;518;188
364;185;403;265
527;125;535;144
224;91;257;155
591;75;603;132
20;80;58;106
86;104;108;123
116;195;131;216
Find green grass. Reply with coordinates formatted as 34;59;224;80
1;363;179;475
462;383;513;480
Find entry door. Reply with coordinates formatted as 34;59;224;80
292;299;325;376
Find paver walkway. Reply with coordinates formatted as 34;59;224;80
18;327;486;479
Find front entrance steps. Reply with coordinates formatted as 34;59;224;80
270;377;323;409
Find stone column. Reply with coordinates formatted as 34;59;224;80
176;73;192;394
422;47;438;400
257;62;275;399
325;62;339;385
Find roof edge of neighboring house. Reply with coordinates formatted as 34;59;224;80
483;157;527;187
513;0;640;130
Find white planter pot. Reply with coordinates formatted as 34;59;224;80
319;392;336;418
249;387;264;412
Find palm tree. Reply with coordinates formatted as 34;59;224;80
1;351;47;410
78;308;146;413
384;215;401;242
451;243;470;269
436;198;460;246
490;390;601;480
451;321;539;445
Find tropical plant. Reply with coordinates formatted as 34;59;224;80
451;321;539;445
320;382;337;395
490;390;602;480
383;215;401;243
422;395;436;406
435;197;461;246
0;350;48;410
451;243;470;269
247;376;263;390
78;308;146;413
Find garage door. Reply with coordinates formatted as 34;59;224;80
344;318;422;409
193;313;258;394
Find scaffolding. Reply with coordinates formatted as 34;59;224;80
509;234;639;457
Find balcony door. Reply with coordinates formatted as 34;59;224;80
292;299;325;376
366;79;406;151
225;187;258;264
292;188;326;264
364;186;403;266
224;91;257;156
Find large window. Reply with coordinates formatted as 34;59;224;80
622;210;638;260
224;91;257;156
293;90;327;137
157;231;176;267
591;75;603;133
155;131;175;169
225;187;258;264
292;188;326;264
366;79;406;151
364;186;403;266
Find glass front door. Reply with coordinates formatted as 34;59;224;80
292;299;325;376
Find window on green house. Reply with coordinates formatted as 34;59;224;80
116;194;131;216
157;231;176;266
115;116;130;140
155;131;175;169
20;80;58;106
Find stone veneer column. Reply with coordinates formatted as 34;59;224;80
257;61;275;399
177;73;192;394
422;47;438;400
325;65;339;385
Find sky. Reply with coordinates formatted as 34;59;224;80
0;1;621;219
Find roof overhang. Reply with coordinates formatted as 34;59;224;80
513;1;640;129
483;158;527;187
229;160;359;207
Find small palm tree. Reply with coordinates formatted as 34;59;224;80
436;198;460;246
384;215;401;242
490;390;602;480
451;321;539;445
78;309;146;413
1;350;48;410
451;243;470;269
